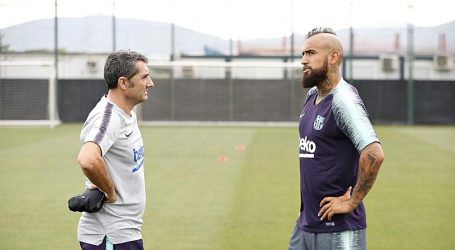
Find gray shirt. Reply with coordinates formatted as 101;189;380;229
78;96;146;245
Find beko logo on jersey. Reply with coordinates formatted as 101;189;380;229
132;145;144;173
299;136;316;158
133;146;144;163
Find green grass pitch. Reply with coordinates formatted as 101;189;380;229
0;125;454;249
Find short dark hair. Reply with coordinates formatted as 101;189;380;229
307;27;337;38
104;50;149;89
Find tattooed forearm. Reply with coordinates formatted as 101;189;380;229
351;142;384;204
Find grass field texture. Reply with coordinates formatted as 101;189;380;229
0;125;454;250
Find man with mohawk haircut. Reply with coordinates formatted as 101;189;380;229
288;27;384;250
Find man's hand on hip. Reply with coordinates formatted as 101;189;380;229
318;186;358;221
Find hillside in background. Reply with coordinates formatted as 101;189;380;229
1;15;230;59
240;22;455;56
2;15;455;58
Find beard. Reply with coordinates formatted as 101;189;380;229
301;60;328;88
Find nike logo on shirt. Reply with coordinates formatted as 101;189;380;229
125;131;133;137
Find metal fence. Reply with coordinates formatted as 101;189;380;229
2;62;454;125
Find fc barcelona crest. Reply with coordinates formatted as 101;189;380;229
313;115;325;130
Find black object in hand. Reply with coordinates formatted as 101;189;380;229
68;188;105;213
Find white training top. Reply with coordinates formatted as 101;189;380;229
77;96;146;245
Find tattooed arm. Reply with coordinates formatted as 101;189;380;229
350;142;384;205
318;142;384;221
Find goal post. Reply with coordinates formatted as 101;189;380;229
0;61;60;127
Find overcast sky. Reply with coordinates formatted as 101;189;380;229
0;0;453;39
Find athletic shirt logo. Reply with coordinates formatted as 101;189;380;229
132;145;145;173
313;115;325;131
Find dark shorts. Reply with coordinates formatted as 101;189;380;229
80;236;144;250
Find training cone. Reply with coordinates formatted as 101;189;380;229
217;155;229;162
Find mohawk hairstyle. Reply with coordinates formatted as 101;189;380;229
307;27;337;38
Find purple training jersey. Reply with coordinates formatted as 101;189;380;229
297;79;379;233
